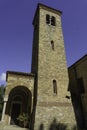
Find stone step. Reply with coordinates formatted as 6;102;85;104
0;125;29;130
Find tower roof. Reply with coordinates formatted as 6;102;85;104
38;3;62;14
33;3;62;25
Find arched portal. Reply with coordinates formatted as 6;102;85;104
10;95;22;125
5;86;32;126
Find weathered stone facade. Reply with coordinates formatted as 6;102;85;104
68;54;87;129
31;4;76;130
1;3;76;130
1;71;35;125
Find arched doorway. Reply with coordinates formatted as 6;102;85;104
10;95;22;125
5;86;32;126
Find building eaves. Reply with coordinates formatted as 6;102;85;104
68;54;87;70
6;71;35;81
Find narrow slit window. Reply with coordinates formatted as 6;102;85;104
53;80;57;94
46;14;50;24
51;16;56;26
51;40;54;50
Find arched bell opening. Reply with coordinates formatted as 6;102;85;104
5;86;32;126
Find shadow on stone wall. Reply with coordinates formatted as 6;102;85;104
39;118;77;130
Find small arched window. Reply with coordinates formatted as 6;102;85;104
46;15;56;26
53;80;57;94
51;16;56;26
51;40;54;50
46;14;50;24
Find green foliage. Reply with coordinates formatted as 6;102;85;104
17;112;28;127
0;85;5;99
17;113;28;122
0;85;5;120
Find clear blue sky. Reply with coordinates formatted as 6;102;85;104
0;0;87;84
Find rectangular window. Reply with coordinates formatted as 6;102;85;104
77;78;85;94
53;80;57;94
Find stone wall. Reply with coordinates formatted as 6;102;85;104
2;71;35;125
68;55;87;128
5;71;34;96
32;4;76;130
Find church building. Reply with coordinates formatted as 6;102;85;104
1;3;76;130
68;54;87;129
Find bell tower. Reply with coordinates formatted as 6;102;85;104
31;3;76;130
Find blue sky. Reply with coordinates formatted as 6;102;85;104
0;0;87;84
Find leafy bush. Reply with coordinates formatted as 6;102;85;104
17;112;28;128
0;85;5;120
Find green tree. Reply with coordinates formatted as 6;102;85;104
0;85;5;120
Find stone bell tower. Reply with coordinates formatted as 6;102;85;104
31;3;76;130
